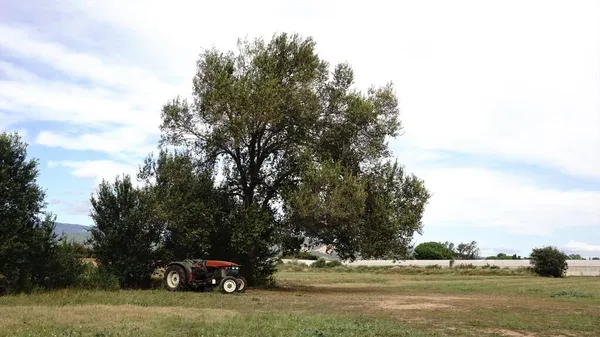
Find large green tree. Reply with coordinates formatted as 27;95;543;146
89;175;160;289
158;33;430;283
0;132;82;292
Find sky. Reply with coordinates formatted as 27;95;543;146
1;0;599;258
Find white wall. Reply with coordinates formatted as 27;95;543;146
281;259;600;276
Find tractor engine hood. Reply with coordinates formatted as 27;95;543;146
205;260;240;268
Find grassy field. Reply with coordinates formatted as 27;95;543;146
0;267;599;337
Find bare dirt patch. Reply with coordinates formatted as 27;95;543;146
484;329;536;337
311;282;385;288
0;304;237;329
379;301;452;310
387;295;475;301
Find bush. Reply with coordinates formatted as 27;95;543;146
44;238;87;289
312;258;328;268
455;263;476;269
414;242;454;260
311;258;343;268
326;260;343;268
530;246;568;277
425;264;442;269
77;264;120;291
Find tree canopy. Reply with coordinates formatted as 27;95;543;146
413;242;455;260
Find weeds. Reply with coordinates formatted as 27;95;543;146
551;290;595;298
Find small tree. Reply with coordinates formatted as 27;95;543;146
89;175;160;289
455;241;480;260
414;242;455;260
530;246;569;278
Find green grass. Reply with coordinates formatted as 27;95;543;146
0;269;598;336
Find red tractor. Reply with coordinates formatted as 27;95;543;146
163;259;247;294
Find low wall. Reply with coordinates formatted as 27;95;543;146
281;259;600;276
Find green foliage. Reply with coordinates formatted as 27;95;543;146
289;161;429;261
326;260;343;268
414;242;455;260
44;237;88;289
0;132;85;293
486;252;522;260
77;264;120;291
311;257;342;268
139;149;232;262
89;175;161;289
312;258;328;268
156;33;430;282
551;290;594;298
530;246;569;278
228;205;279;285
0;132;46;292
568;254;583;260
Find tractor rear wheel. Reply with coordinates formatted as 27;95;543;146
219;276;238;294
235;276;247;293
164;265;187;291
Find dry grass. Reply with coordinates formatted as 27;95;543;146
0;305;236;332
0;270;598;336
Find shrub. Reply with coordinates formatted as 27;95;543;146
529;246;569;277
414;242;454;260
326;260;343;268
425;264;442;269
77;264;120;291
311;258;343;268
44;238;87;289
312;257;327;268
455;263;476;269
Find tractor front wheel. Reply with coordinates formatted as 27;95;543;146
219;276;238;294
235;276;247;293
164;265;187;291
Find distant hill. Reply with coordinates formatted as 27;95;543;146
53;222;91;243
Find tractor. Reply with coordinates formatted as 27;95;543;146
163;259;247;294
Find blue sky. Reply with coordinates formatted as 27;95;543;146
1;0;599;258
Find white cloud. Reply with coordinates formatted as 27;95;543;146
564;241;600;255
48;160;141;187
415;167;600;236
0;26;181;158
37;127;157;158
